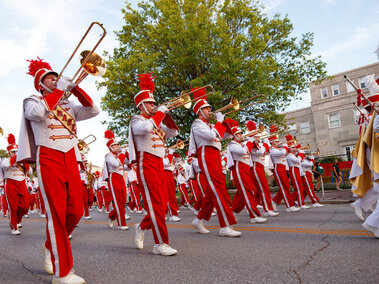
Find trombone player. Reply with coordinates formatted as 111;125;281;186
18;57;99;283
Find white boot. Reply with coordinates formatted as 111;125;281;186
251;217;267;223
134;223;145;249
42;246;53;275
152;244;178;256
168;215;181;222
52;270;85;284
219;226;242;237
192;218;210;234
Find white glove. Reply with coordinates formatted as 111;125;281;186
157;105;169;114
57;76;76;92
247;137;254;143
168;148;175;155
215;112;225;123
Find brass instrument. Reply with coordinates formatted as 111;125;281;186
157;85;215;111
308;149;320;156
169;139;189;150
293;136;315;143
0;127;3;137
243;123;266;138
59;22;107;98
78;134;96;154
86;162;97;187
211;94;265;117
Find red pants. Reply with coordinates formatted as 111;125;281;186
82;185;92;217
96;190;103;209
197;146;236;228
2;194;8;216
164;170;179;217
29;193;36;211
108;173;127;226
36;190;46;214
272;164;294;208
100;188;111;212
4;179;30;230
250;163;274;212
137;152;169;244
128;182;142;211
302;172;319;204
179;183;190;206
189;179;203;211
37;146;83;278
289;167;305;206
231;161;261;218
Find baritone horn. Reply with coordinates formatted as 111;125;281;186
157;85;215;111
59;22;107;97
78;134;97;154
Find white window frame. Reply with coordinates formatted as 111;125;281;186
359;76;367;89
299;120;310;134
346;81;355;93
287;123;297;135
320;86;328;99
328;112;341;128
353;110;361;124
332;84;340;96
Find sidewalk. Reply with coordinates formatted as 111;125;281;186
314;189;356;204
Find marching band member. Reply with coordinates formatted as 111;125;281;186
246;122;278;217
1;134;31;235
285;138;310;209
79;155;93;220
188;87;241;237
92;171;103;211
300;153;324;207
127;164;143;214
187;156;203;215
103;130;130;230
27;176;37;215
18;57;99;283
163;148;180;221
129;72;179;256
177;166;191;209
96;172;111;213
226;119;267;223
269;128;300;212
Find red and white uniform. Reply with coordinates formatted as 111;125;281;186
188;118;236;228
103;149;128;227
129;114;178;245
96;176;110;212
0;158;31;230
228;140;261;218
163;152;179;217
250;144;274;212
28;177;37;213
177;169;190;207
301;157;320;204
18;92;99;278
287;152;305;206
80;165;93;217
271;147;294;208
127;167;142;212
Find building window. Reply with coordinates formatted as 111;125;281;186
345;145;355;161
287;123;297;135
332;84;340;96
299;121;310;134
346;81;355;93
359;76;367;89
328;112;341;128
353;110;361;124
320;87;328;99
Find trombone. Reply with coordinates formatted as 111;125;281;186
168;139;189;150
157;85;214;111
78;134;97;154
242;123;266;138
211;94;265;117
59;22;107;97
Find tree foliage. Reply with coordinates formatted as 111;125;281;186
99;0;327;142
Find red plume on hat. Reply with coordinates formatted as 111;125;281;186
134;72;156;107
95;171;100;177
225;118;241;135
192;86;211;114
285;134;293;142
246;120;257;131
7;133;18;152
104;130;117;149
270;125;278;133
26;57;57;92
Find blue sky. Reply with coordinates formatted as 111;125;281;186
0;0;378;166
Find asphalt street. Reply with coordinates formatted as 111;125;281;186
0;203;378;284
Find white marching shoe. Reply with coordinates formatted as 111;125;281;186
118;226;129;230
83;216;92;220
52;270;85;284
272;202;278;212
264;211;279;217
108;219;114;228
251;217;267;223
42;246;53;275
219;226;242;237
300;205;310;209
362;222;379;238
17;223;23;228
152;244;178;256
134;223;145;249
312;203;324;208
286;206;300;212
10;229;21;235
192;218;210;234
168;215;181;222
351;202;364;221
125;214;131;220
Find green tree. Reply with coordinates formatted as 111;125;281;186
99;0;327;142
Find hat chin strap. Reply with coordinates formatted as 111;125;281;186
142;102;152;116
40;82;53;94
199;108;208;120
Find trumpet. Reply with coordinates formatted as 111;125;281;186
78;134;96;154
211;94;265;118
156;85;214;111
60;22;107;98
169;139;189;150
